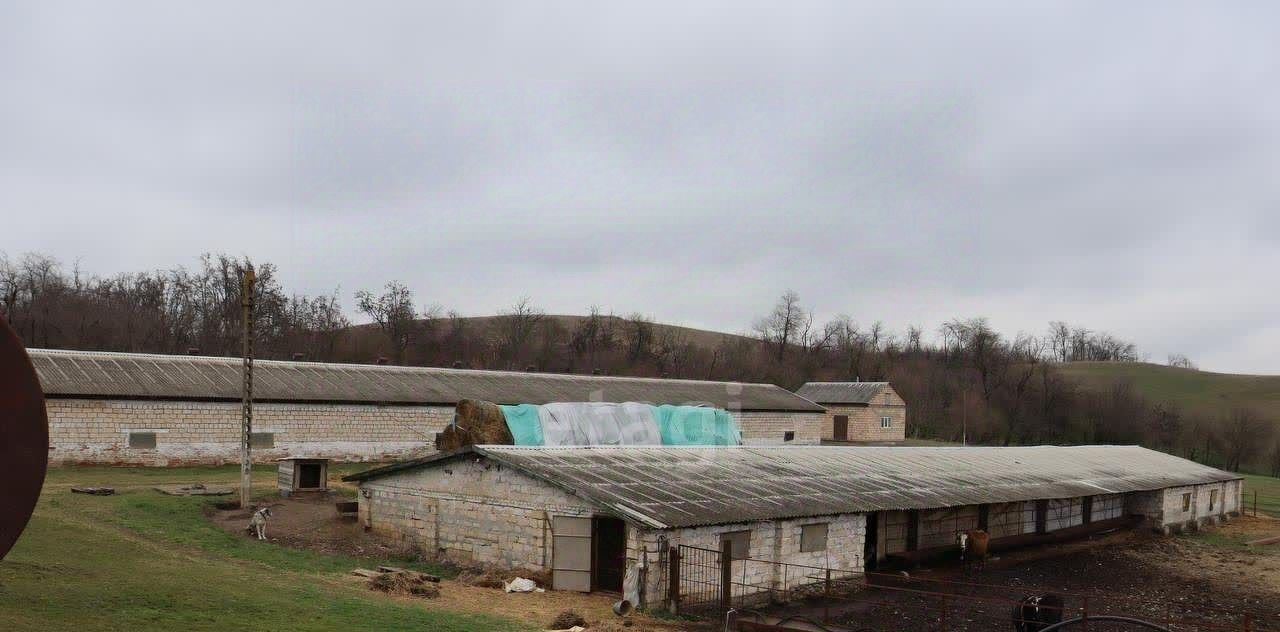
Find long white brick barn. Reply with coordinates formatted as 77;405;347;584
344;445;1242;609
29;349;826;465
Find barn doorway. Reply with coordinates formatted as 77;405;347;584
591;517;627;592
833;415;849;441
297;462;323;489
864;512;879;571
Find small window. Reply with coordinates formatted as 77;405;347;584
1209;489;1218;511
720;530;751;560
1182;493;1192;512
127;432;157;449
783;431;795;442
880;416;892;429
800;523;828;552
250;432;274;449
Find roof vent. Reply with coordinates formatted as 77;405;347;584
186;347;200;356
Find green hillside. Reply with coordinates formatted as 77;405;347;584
1058;362;1280;420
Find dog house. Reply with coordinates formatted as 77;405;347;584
277;457;329;496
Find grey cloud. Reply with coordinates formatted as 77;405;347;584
1;1;1278;372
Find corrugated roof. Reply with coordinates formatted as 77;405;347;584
346;445;1239;529
27;348;822;412
795;382;889;404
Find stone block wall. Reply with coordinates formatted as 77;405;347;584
735;411;824;445
637;513;867;609
358;456;595;570
1126;481;1243;533
45;398;452;465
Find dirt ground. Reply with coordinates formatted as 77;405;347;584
208;494;697;631
209;497;1280;631
827;515;1280;631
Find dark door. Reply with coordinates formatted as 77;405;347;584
298;463;322;489
591;517;626;592
864;512;879;571
833;415;849;441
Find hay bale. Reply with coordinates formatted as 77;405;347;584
435;399;514;451
368;571;440;598
455;567;507;589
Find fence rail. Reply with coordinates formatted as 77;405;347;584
672;544;1277;631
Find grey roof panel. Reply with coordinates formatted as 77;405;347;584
348;445;1239;528
796;382;889;404
28;348;822;412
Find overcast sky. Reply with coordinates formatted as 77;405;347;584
2;2;1278;373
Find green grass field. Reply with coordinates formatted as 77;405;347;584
0;466;532;632
1242;473;1280;518
1058;361;1280;420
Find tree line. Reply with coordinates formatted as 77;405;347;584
3;252;1277;475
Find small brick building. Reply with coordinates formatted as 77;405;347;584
345;444;1241;610
795;382;906;443
30;348;826;465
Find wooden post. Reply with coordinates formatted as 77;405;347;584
1254;490;1259;517
667;546;681;613
720;539;732;611
239;269;255;509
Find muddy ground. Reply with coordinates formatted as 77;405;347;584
826;515;1280;631
210;496;1279;631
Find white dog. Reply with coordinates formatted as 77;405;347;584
246;507;272;540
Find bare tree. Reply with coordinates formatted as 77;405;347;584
1221;408;1272;472
1167;353;1196;370
754;290;805;361
495;297;544;368
906;325;923;353
625;312;655;366
355;281;417;363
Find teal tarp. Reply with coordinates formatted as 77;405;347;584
500;402;742;446
499;404;545;446
653;405;742;446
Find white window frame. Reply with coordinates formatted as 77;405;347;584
880;415;892;429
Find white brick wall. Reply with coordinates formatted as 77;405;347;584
1127;481;1243;532
735;411;824;445
632;514;866;608
46;398;821;464
46;398;452;465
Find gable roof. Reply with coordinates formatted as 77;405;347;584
795;381;890;404
26;348;823;412
344;444;1239;529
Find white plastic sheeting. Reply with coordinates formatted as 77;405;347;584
537;402;663;447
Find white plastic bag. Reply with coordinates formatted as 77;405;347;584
503;577;543;593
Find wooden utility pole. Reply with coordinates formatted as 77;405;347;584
240;268;255;508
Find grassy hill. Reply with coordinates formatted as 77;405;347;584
1057;362;1280;421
